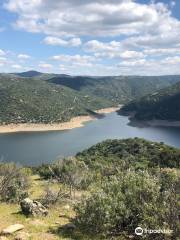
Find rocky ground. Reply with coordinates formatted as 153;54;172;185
0;175;101;240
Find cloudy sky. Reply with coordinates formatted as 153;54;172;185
0;0;180;75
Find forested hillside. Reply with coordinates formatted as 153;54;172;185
119;81;180;121
77;138;180;169
0;74;111;124
47;75;180;104
1;72;180;124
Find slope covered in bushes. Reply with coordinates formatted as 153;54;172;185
0;74;111;124
119;81;180;121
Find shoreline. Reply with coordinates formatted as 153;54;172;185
119;111;180;128
0;107;120;133
128;116;180;128
146;119;180;127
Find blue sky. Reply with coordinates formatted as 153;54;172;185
0;0;180;75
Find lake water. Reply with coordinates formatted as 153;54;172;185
0;112;180;166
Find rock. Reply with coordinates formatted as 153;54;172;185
61;223;76;230
15;232;30;240
1;224;24;235
20;198;48;216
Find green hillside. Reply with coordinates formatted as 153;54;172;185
1;72;180;124
119;81;180;121
77;138;180;169
35;138;179;239
47;75;180;104
0;74;111;124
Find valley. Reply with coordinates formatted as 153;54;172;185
1;0;180;239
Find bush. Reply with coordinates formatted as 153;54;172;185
40;185;69;206
0;163;31;203
37;164;54;180
37;158;88;198
52;157;88;198
75;170;179;239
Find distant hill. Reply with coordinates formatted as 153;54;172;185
1;72;180;124
0;74;111;124
47;75;180;104
13;70;43;78
119;81;180;121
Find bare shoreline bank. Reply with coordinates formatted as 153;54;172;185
0;107;120;133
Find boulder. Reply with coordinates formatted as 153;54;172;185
1;224;24;235
20;198;48;216
61;223;76;231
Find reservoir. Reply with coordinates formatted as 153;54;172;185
0;112;180;166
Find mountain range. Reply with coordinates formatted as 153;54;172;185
1;71;180;124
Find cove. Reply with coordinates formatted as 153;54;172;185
0;112;180;166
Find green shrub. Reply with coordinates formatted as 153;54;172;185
37;164;54;180
0;163;31;203
75;170;179;239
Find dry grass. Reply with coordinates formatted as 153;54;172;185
0;174;128;240
0;175;79;240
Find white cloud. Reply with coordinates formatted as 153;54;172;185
70;38;82;47
59;64;67;71
5;0;180;38
144;48;180;56
162;56;180;65
52;54;95;66
123;32;180;49
11;64;23;69
43;36;82;47
38;63;53;69
85;40;121;53
0;57;7;66
85;40;145;59
17;54;31;59
121;51;144;59
118;59;146;67
3;0;180;76
0;49;6;56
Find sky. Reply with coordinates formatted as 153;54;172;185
0;0;180;76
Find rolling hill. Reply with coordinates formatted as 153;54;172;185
0;74;111;124
13;70;43;78
47;75;180;104
76;138;180;168
119;81;180;121
1;72;180;124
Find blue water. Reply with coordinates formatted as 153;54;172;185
0;112;180;166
